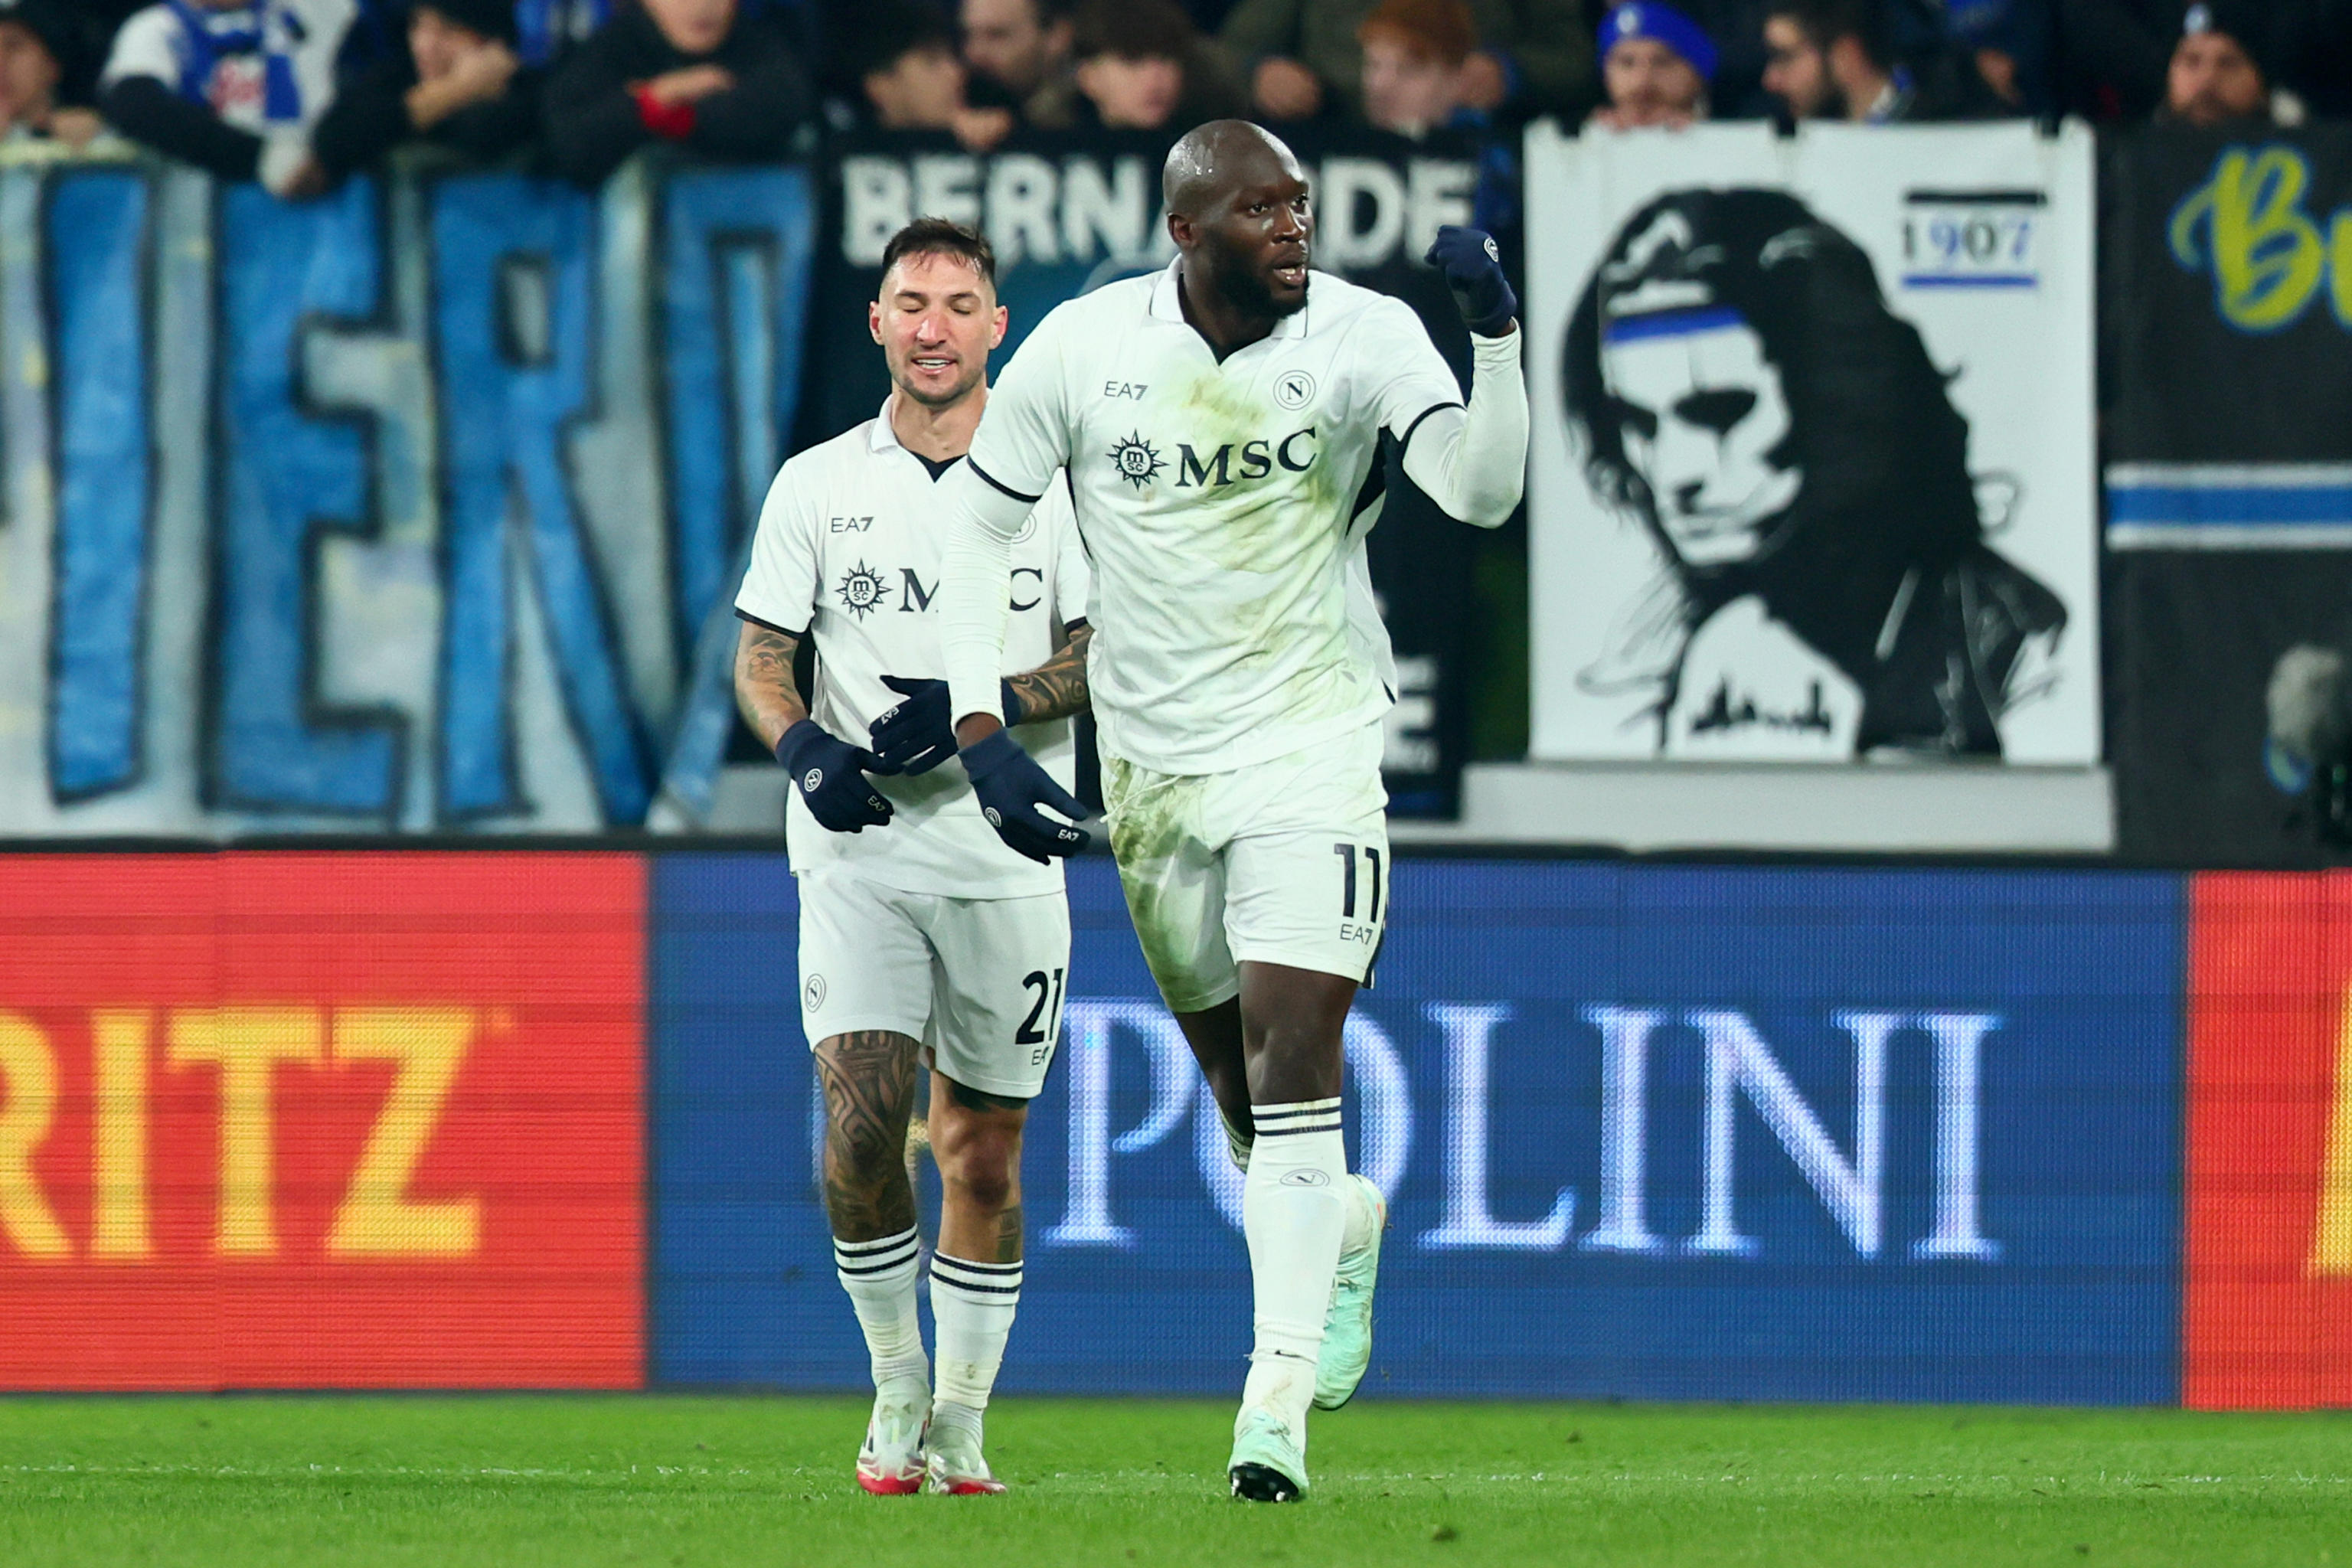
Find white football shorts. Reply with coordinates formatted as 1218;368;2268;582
795;867;1073;1100
1099;720;1389;1014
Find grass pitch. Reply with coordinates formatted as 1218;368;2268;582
0;1395;2344;1566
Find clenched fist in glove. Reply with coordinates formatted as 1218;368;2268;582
1425;224;1517;338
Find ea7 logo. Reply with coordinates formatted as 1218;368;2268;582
1174;430;1320;488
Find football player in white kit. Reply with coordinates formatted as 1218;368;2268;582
927;122;1528;1500
731;220;1093;1498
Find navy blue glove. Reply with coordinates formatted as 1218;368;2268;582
870;674;1021;776
960;727;1089;863
1425;225;1517;338
775;719;893;832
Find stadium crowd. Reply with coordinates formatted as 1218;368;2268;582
0;0;2337;194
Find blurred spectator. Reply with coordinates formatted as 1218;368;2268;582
2052;0;2301;119
312;0;542;180
1358;0;1516;229
1929;0;2053;111
854;0;1013;146
1465;0;1596;119
1358;0;1473;133
543;0;810;185
1587;0;1713;126
1223;0;1591;126
1761;0;2000;119
2053;0;2171;118
1069;0;1243;129
960;0;1077;123
100;0;362;197
0;0;103;146
2160;2;2275;123
1609;0;1767;115
516;0;613;66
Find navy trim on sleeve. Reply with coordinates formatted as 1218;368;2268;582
733;607;808;637
969;457;1044;505
1394;400;1465;452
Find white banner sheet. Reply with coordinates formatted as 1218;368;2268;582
1525;122;2099;764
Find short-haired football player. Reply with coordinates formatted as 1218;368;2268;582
929;121;1527;1500
732;218;1093;1498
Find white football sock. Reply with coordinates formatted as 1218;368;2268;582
929;1252;1022;1439
833;1227;927;1395
1239;1097;1347;1435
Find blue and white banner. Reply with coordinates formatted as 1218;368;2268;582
2105;128;2352;553
2105;463;2352;550
652;855;2182;1404
2103;127;2352;860
1524;122;2102;766
0;157;815;834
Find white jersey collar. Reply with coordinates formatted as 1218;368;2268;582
1149;257;1311;341
868;397;904;455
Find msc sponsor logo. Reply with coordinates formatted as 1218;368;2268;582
825;565;1045;615
1175;430;1320;488
1108;432;1165;491
836;561;890;618
1104;430;1321;493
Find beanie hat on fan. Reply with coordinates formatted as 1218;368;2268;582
413;0;522;47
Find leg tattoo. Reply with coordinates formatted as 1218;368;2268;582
815;1030;922;1243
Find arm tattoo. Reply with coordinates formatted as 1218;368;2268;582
733;620;809;752
813;1029;922;1243
1004;622;1092;727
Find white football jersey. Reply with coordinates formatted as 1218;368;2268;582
965;260;1464;776
737;401;1089;899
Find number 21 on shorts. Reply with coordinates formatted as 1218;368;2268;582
1018;966;1067;1065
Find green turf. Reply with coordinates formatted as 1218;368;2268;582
0;1395;2344;1566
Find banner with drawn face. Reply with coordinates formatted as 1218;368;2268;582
1525;123;2101;764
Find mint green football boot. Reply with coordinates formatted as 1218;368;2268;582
1228;1406;1308;1502
1313;1174;1387;1410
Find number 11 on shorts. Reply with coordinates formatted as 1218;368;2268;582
1334;841;1384;943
